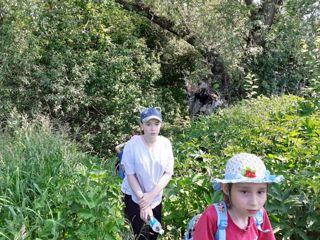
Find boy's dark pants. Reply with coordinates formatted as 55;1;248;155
124;194;162;240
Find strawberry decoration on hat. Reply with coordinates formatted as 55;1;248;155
242;167;256;178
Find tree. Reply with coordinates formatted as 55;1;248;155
115;0;319;100
1;0;318;155
0;0;165;154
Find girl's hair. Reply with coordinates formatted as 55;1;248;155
223;183;233;209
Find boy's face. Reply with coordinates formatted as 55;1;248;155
223;182;268;218
141;119;161;137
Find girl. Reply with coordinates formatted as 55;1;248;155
121;107;174;240
193;153;283;240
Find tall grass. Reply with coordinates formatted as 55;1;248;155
0;116;80;238
0;115;126;239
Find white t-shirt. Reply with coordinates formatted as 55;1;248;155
121;135;174;208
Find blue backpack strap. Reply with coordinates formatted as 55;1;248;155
213;201;228;240
184;214;201;240
254;209;270;233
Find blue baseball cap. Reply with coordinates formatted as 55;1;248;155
140;107;162;123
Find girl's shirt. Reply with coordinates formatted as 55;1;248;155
121;135;174;208
193;204;276;240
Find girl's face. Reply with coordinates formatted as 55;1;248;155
223;183;268;218
141;119;161;137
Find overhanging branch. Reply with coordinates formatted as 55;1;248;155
115;0;195;44
115;0;230;96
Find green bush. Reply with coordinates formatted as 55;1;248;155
0;116;126;239
1;95;319;239
0;0;187;156
165;95;320;239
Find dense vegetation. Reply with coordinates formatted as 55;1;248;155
165;95;320;239
0;96;319;239
0;116;125;239
0;0;319;239
0;0;319;154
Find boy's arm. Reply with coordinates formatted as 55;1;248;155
126;174;144;199
138;173;172;209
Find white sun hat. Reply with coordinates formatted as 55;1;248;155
212;153;284;190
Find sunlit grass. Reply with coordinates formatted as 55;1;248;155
0;116;127;239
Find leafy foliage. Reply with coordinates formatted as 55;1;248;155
115;0;319;100
1;0;319;157
166;95;320;239
0;95;319;239
248;0;320;96
244;72;259;99
0;0;188;156
0;116;125;239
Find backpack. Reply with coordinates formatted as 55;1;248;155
115;151;125;179
184;201;266;240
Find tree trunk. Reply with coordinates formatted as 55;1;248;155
186;81;224;117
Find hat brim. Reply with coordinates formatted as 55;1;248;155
141;116;162;123
212;175;284;191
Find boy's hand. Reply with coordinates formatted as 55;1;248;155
138;192;154;209
140;206;153;222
